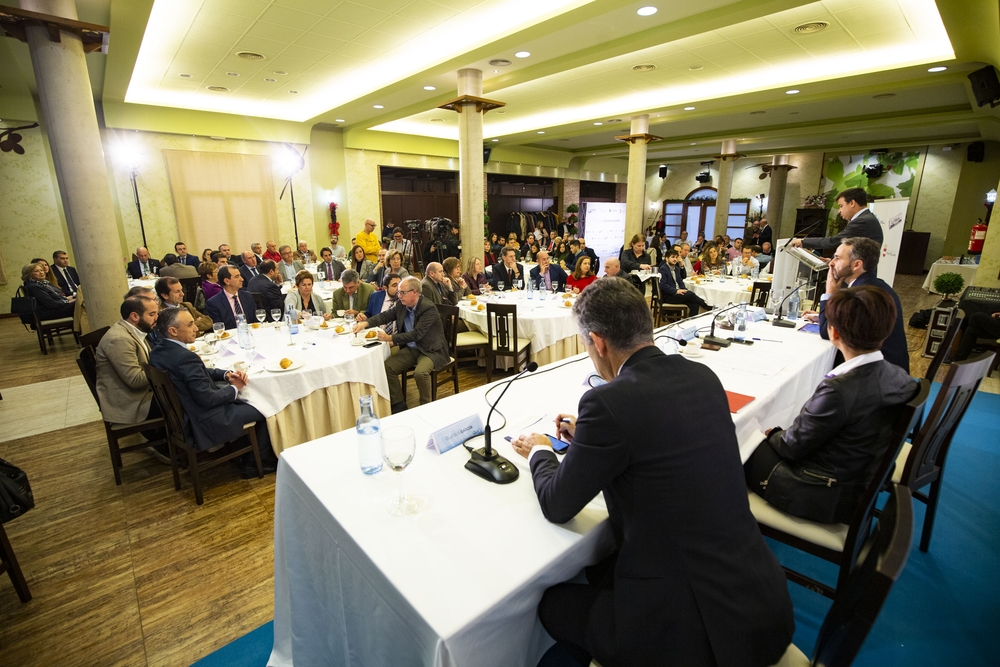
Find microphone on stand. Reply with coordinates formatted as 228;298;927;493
782;220;825;250
654;333;688;346
466;361;539;484
703;303;742;347
772;283;806;328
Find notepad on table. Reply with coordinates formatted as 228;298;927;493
725;391;755;413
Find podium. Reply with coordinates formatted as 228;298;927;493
771;239;829;308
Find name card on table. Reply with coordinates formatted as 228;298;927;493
426;414;484;455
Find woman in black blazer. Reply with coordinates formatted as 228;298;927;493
745;285;918;523
22;263;75;320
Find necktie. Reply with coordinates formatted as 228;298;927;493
508;268;515;288
62;267;77;293
250;267;257;277
232;293;243;316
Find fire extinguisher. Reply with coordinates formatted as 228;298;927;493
968;218;987;254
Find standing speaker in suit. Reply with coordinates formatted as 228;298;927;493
790;187;883;250
510;279;793;667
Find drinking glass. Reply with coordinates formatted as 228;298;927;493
301;310;312;327
768;288;782;316
497;280;505;292
270;308;282;324
255;309;266;325
317;269;326;282
381;426;417;516
213;322;225;338
345;312;356;329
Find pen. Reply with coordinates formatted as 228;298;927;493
752;337;782;342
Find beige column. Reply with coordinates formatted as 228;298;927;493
766;155;796;239
712;140;740;239
623;115;650;242
455;69;486;271
20;0;126;328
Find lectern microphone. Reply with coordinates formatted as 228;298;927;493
466;362;539;484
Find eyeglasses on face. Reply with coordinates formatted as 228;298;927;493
398;288;418;295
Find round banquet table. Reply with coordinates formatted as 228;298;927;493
207;322;391;454
684;276;758;307
456;291;583;368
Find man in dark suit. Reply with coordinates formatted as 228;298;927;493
353;276;450;413
490;247;524;291
150;307;275;475
205;266;257;330
247;260;284;321
812;237;909;372
529;250;568;292
421;262;459;306
175;241;200;267
239;251;262;283
757;218;773;249
317;247;345;281
51;250;81;296
658;249;710;314
127;246;161;279
578;238;598;267
250;243;265;265
510;279;794;667
790;187;883;250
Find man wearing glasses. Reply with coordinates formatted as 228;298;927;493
354;276;450;413
356;218;382;263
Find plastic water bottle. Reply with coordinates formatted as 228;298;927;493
735;303;748;341
787;288;800;321
356;395;383;475
237;315;250;349
751;265;759;281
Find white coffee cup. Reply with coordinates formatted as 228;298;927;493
337;309;346;317
232;360;247;372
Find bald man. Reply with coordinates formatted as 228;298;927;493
356;218;382;263
127;247;160;279
603;258;623;279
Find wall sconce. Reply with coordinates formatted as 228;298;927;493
987;189;997;204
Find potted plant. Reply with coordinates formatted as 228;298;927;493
803;193;827;208
932;272;965;306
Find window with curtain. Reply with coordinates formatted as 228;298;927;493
163;150;279;258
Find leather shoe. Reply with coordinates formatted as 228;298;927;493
391;401;408;414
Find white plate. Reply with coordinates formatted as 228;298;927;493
558;301;575;309
265;359;305;372
681;348;703;358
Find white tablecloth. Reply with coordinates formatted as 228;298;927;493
921;260;978;293
457;292;580;361
684;276;757;307
269;317;835;667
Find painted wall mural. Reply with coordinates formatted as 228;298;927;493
819;151;922;231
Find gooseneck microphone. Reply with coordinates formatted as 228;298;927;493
782;219;825;249
466;361;539;484
772;283;806;328
703;303;741;347
654;333;688;346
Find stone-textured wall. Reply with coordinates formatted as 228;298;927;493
910;147;963;268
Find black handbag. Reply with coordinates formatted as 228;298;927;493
0;458;35;523
10;291;36;327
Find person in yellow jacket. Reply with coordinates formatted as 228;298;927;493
356;218;382;263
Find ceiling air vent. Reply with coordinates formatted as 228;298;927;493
236;51;265;60
206;86;230;92
793;21;828;34
489;59;511;66
632;64;656;72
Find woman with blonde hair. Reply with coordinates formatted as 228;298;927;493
22;263;75;320
463;256;489;295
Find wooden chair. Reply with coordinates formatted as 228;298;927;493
78;325;110;351
649;279;689;327
749;379;928;599
18;286;78;355
750;281;772;308
143;364;263;505
179;276;201;304
485;303;531;383
0;522;31;603
769;484;914;667
250;291;265;311
892;351;994;552
403;304;460;401
76;347;165;486
924;308;965;382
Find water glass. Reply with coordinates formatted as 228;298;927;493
270;308;282;324
497;281;505;292
213;322;225;338
301;310;312;327
255;309;266;325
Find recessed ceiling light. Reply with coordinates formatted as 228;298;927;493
430;118;444;122
489;59;511;66
493;70;499;73
373;104;384;109
335;119;345;123
273;70;287;75
179;73;192;78
423;85;436;91
236;51;265;61
690;142;696;145
637;6;658;16
683;106;695;111
226;71;240;77
288;90;298;94
794;21;829;34
537;131;545;134
264;77;277;82
632;64;656;72
786;89;800;94
593;122;603;126
491;139;499;142
928;66;947;72
688;65;703;71
206;86;230;92
515;51;530;58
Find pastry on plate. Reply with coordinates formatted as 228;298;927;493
279;358;293;370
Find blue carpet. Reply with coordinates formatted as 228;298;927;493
191;621;272;667
195;387;1000;666
772;385;1000;666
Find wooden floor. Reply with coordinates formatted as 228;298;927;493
0;273;995;666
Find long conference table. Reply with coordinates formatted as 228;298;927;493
268;315;836;667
